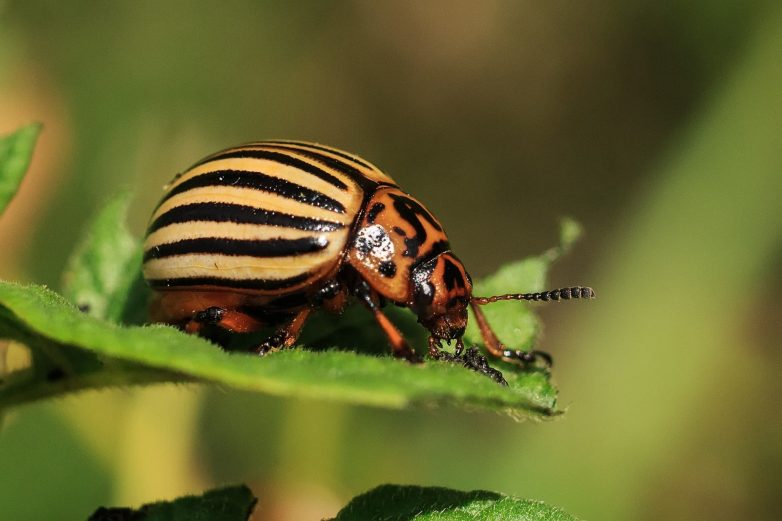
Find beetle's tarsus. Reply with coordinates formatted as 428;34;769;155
403;351;424;364
427;336;442;358
254;331;286;356
428;339;507;385
253;307;312;356
501;349;553;368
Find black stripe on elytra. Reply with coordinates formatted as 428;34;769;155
260;141;375;170
193;149;349;191
143;236;328;262
262;144;379;192
160;170;346;214
146;273;312;291
148;202;345;234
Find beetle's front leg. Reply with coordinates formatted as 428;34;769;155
428;335;507;385
469;301;553;368
354;280;420;363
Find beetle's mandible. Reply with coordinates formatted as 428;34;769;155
142;140;594;378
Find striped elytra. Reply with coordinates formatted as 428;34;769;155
143;141;397;295
143;140;594;381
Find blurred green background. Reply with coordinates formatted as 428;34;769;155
1;1;781;519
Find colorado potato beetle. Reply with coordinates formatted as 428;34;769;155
143;141;593;380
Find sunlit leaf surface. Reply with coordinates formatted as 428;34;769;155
87;485;256;521
331;485;581;521
0;123;41;216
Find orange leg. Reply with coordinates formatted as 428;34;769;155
355;281;420;362
469;301;553;367
254;307;312;355
469;302;505;357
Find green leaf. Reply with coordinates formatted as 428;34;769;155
61;191;146;322
0;218;584;418
87;485;257;521
330;485;581;521
0;123;42;216
0;280;556;418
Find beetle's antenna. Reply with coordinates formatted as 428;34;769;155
471;286;595;305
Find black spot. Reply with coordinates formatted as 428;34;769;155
195;307;225;325
312;281;342;304
367;202;385;223
46;368;66;382
78;303;91;313
378;261;397;277
442;258;465;291
392;226;406;236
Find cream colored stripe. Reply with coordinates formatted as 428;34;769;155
142;245;342;280
144;221;339;250
167;155;353;203
149;187;354;225
143;256;309;281
255;142;397;185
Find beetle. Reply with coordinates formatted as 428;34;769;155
143;140;593;377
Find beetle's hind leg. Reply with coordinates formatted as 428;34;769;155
254;308;312;356
186;306;266;334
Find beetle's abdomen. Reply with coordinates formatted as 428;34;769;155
143;141;396;295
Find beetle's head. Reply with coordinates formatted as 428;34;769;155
410;252;472;340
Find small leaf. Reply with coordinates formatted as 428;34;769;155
330;484;581;521
464;219;581;351
87;485;257;521
0;123;42;216
465;257;546;350
61;191;145;322
551;216;583;260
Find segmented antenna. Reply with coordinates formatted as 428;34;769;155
471;286;595;305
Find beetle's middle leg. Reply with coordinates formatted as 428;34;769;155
254;308;312;356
